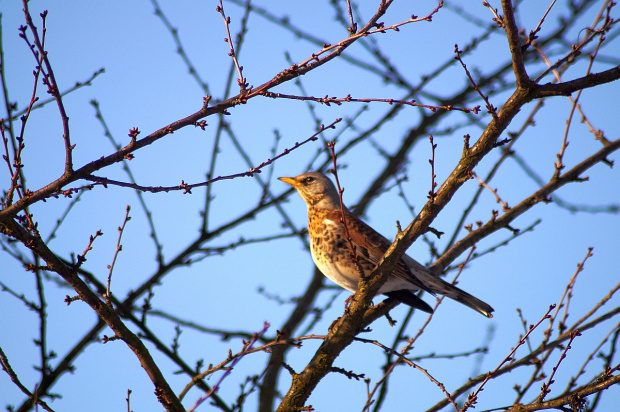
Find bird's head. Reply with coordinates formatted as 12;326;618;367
279;172;341;210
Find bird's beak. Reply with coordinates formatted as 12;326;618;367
278;176;297;186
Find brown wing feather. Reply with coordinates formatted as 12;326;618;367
323;210;494;317
325;209;433;293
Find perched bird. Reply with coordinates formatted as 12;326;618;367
279;172;494;318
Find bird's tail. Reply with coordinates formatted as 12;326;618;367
434;277;494;318
402;255;494;317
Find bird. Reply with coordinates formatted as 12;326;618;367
279;171;494;318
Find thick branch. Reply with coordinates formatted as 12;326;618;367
534;65;620;98
501;0;531;87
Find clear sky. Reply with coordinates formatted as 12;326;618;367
1;1;619;411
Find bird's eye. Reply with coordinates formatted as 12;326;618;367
304;177;315;184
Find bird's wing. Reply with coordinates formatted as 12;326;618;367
324;210;494;318
328;210;434;294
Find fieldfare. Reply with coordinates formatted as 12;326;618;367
279;172;494;318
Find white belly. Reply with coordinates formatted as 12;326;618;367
310;241;361;292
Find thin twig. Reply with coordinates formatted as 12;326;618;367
260;91;480;114
357;337;459;412
471;171;510;211
327;141;365;280
0;347;56;412
461;304;556;411
428;135;438;203
83;119;339;194
217;0;248;94
345;0;357;33
186;322;269;410
106;206;131;305
454;44;498;119
537;330;581;403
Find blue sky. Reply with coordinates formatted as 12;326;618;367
1;1;619;411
